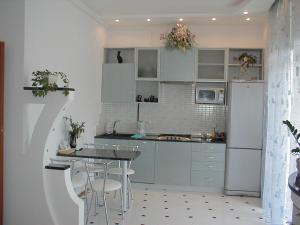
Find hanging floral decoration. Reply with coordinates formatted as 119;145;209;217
237;53;257;73
160;23;196;52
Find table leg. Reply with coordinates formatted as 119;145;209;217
121;161;128;212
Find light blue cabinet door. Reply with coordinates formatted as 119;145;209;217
191;143;226;188
160;48;195;82
156;142;191;185
101;63;135;103
129;140;156;184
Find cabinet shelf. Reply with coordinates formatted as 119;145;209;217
228;63;262;67
24;87;75;91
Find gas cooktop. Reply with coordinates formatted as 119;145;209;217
157;134;191;141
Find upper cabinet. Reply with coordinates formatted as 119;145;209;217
160;48;195;82
196;49;227;82
101;48;135;103
101;64;135;103
136;48;160;80
228;48;263;81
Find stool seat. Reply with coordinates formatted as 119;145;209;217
91;178;122;192
72;172;87;189
108;167;135;176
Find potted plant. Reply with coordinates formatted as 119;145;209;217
65;116;85;149
31;69;70;97
283;120;300;185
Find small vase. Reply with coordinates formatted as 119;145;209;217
69;134;77;149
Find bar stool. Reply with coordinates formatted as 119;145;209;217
107;145;138;208
85;161;123;225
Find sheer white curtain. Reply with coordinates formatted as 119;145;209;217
263;0;293;224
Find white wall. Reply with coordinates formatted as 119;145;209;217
0;0;106;224
106;23;266;48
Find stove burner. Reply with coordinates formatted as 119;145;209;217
157;134;191;141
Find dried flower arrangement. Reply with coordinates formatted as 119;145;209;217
238;53;257;72
160;23;196;52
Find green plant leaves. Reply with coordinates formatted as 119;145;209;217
283;120;300;155
31;69;70;97
64;116;85;139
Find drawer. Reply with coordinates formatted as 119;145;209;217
191;170;224;187
191;161;225;171
192;151;225;162
192;143;226;153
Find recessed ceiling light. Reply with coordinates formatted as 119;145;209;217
179;18;184;22
147;18;151;22
115;19;120;22
245;17;251;21
212;18;217;21
243;11;249;15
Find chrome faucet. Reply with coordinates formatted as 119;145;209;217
113;120;120;135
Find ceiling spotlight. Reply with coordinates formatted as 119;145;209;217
179;18;184;22
115;19;120;22
243;11;249;15
147;18;151;22
212;18;217;21
245;17;251;21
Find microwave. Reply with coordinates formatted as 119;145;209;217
195;87;225;104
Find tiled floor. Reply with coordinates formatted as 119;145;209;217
86;187;267;225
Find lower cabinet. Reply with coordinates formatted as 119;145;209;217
94;138;226;191
191;143;226;189
156;142;191;186
129;140;156;184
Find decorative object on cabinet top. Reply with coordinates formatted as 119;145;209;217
237;52;257;72
160;23;196;52
30;69;70;97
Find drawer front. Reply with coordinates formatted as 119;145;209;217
192;151;225;162
191;161;225;171
191;170;224;187
192;143;226;153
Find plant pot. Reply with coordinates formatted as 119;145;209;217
69;134;77;149
48;74;58;85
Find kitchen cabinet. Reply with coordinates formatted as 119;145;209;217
136;48;160;80
191;143;225;189
101;63;135;103
156;142;191;185
129;140;156;183
228;48;263;81
160;48;195;82
196;48;227;82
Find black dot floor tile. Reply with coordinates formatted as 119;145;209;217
225;202;229;204
252;209;256;211
163;194;167;196
184;201;188;203
143;199;147;202
165;215;170;218
212;216;217;219
164;200;168;203
89;222;94;224
235;217;240;219
205;201;209;203
164;207;169;209
188;216;193;218
230;209;235;211
141;214;146;217
208;208;212;211
186;208;190;210
142;206;147;209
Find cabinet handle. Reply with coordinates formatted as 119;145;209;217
208;156;216;159
207;165;215;168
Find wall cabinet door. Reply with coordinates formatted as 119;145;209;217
156;142;191;185
160;48;195;82
129;140;156;184
101;63;135;103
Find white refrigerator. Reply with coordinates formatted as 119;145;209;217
224;81;264;197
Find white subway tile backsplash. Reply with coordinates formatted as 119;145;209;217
99;83;225;135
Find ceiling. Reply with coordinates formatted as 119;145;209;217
78;0;275;27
